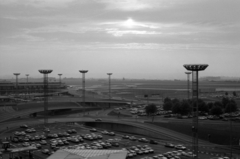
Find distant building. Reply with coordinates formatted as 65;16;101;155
199;88;216;93
200;76;221;81
0;81;66;95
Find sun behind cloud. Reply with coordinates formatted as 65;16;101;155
122;18;135;28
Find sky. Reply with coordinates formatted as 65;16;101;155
0;0;240;79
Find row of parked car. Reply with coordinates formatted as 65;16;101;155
14;124;190;159
164;143;187;150
140;150;195;159
124;145;154;158
122;135;158;144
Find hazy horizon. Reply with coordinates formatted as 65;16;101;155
1;0;239;79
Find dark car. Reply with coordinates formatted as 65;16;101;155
41;149;50;154
122;135;130;139
90;128;97;132
12;137;19;143
149;140;158;144
165;143;175;148
95;118;102;121
111;142;119;147
109;132;115;136
20;124;28;128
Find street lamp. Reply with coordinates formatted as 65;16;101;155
58;74;62;86
25;74;29;99
79;70;88;105
107;73;112;108
13;73;20;95
184;64;208;159
185;72;191;100
39;69;53;125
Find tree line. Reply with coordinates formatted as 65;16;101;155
162;97;238;116
144;96;238;122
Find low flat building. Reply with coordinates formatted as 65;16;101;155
0;81;66;94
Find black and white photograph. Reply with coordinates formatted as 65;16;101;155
0;0;239;159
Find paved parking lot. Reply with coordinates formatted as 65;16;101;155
1;122;232;159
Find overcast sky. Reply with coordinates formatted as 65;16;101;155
0;0;239;79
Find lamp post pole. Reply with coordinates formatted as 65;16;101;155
184;64;208;159
26;74;29;83
39;70;53;126
185;72;191;100
79;70;88;106
107;73;112;108
26;74;29;99
13;73;20;95
58;74;62;86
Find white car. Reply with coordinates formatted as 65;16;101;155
175;145;187;150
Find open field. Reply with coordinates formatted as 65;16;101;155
145;121;240;146
63;79;240;102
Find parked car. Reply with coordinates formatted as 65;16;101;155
109;132;115;136
41;149;50;154
90;128;97;132
175;145;187;150
20;124;28;128
138;138;149;143
40;140;47;145
149;140;158;144
164;143;175;148
122;135;130;139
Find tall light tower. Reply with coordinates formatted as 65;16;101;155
185;72;191;100
26;74;29;83
13;73;20;95
184;64;208;159
39;69;53;125
107;73;112;108
25;74;29;99
79;70;88;105
58;74;62;86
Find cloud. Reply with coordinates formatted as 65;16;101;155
101;18;158;29
98;0;153;11
10;34;44;42
105;29;161;37
0;0;78;8
98;0;192;11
